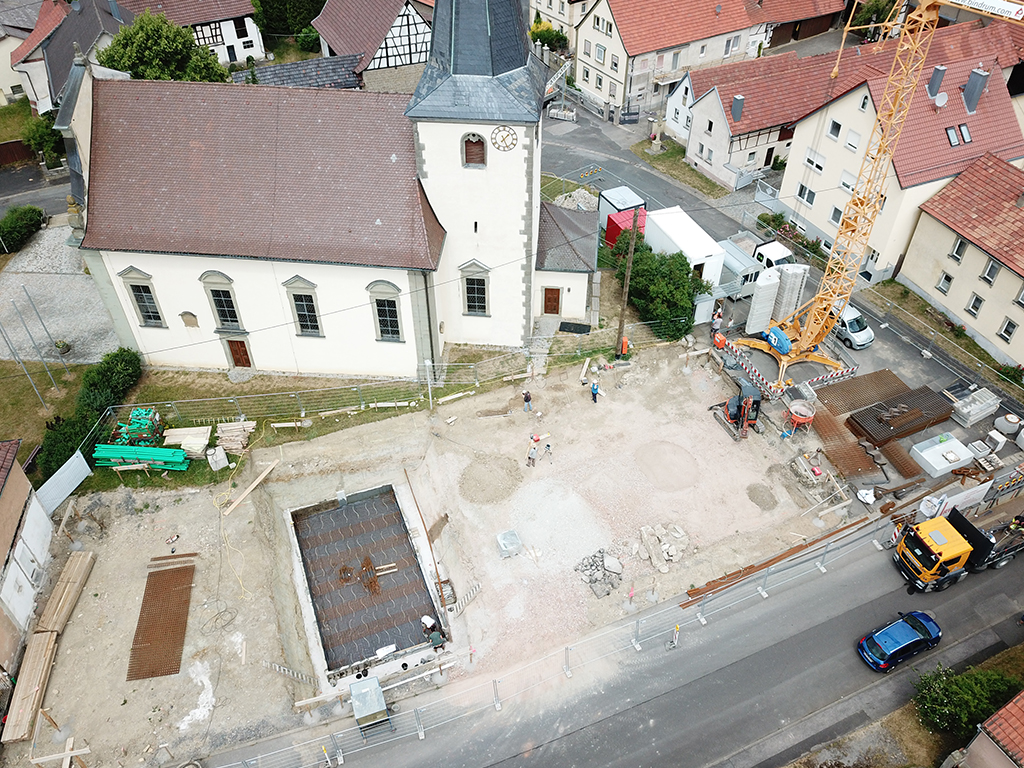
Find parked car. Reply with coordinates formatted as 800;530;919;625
830;304;875;350
857;610;941;672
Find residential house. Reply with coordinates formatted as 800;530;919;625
118;0;264;65
764;0;846;46
230;54;361;88
773;21;1024;282
528;0;586;50
313;0;431;93
898;154;1024;366
0;0;37;103
572;0;845;121
10;0;67;113
0;440;53;673
950;687;1024;767
64;0;567;379
535;203;598;323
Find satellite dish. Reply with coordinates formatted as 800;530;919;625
715;3;722;12
935;91;948;108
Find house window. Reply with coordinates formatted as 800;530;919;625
611;54;618;71
673;108;680;121
685;115;691;129
595;74;603;89
698;142;705;157
965;293;984;317
548;0;553;7
581;2;586;11
706;119;713;134
699;44;706;57
981;259;1000;285
823;239;834;252
11;84;24;95
593;15;600;29
118;267;165;328
830;206;843;225
706;147;714;162
805;148;825;173
949;237;968;262
683;85;689;100
233;17;248;38
945;127;959;146
193;23;223;46
1017;283;1024;308
672;51;680;69
367;281;403;341
998;318;1018;343
609;81;616;98
461;261;490;315
656;54;664;68
845;130;860;151
242;39;254;49
605;20;612;34
959;124;972;143
840;170;856;192
747;151;756;164
724;35;740;56
559;1;565;13
462;133;486;166
595;44;606;63
796;183;816;206
936;272;953;294
584;40;591;56
859;94;869;111
828;119;841;139
283;276;322;337
201;271;243;331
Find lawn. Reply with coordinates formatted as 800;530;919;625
630;138;730;199
0;361;85;466
0;97;31;144
540;172;598;203
263;36;321;64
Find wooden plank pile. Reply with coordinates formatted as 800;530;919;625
109;408;163;446
93;445;190;471
216;421;256;454
163;426;212;459
1;632;58;742
37;551;95;633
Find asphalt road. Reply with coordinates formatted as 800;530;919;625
0;165;71;218
209;537;1023;768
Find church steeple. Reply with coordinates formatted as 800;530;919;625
405;0;545;123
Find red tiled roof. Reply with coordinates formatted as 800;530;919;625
11;0;67;66
754;0;845;25
0;440;20;497
687;21;1020;138
609;0;755;57
82;80;444;271
919;154;1024;279
868;55;1024;188
117;0;253;27
313;0;406;72
984;689;1024;765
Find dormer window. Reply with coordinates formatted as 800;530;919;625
463;134;486;167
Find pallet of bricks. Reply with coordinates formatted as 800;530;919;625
216;421;256;455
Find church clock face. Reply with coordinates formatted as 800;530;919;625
491;125;518;151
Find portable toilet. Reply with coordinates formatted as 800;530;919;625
598;186;645;230
605;207;647;247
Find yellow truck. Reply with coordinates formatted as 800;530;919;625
893;508;1024;592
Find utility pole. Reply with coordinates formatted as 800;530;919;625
616;206;640;359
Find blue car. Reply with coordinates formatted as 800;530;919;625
857;611;941;672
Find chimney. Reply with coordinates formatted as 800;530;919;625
963;68;990;114
926;65;946;99
108;0;123;21
1017;190;1024;209
731;94;744;122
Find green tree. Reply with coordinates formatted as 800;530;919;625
286;0;325;35
530;20;568;51
914;663;1022;740
97;10;229;82
0;205;45;253
21;111;64;166
296;24;320;52
854;0;896;40
612;231;712;340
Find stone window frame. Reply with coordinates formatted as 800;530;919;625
949;237;968;263
998;317;1018;343
462;133;486;167
936;271;953;294
981;258;1001;285
200;270;245;333
366;280;404;342
282;275;324;337
965;293;984;317
118;266;167;328
460;260;491;317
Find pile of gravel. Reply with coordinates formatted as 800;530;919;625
574;548;624;598
552;188;599;212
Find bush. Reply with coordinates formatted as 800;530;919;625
529;20;568;51
0;205;45;253
771;154;787;172
21;111;64;167
997;364;1024;387
757;211;786;230
38;347;144;478
296;25;320;52
914;663;1022;740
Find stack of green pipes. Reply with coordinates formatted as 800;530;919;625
110;408;164;446
92;445;190;471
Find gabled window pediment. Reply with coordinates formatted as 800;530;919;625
282;275;317;290
117;266;152;280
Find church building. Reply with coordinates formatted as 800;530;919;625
59;0;579;379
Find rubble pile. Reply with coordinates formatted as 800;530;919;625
636;524;690;574
574;549;624;599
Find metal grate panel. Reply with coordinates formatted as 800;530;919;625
846;387;954;446
126;564;195;681
880;440;924;480
812;407;876;477
815;370;910;417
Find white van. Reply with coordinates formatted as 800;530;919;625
831;304;874;350
752;241;794;269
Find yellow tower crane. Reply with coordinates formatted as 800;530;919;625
736;0;1024;387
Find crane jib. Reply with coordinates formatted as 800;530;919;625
944;0;1024;21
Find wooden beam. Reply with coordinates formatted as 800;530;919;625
222;460;279;517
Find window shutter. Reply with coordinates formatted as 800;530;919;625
465;138;485;165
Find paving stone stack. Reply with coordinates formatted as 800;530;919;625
574;548;624;599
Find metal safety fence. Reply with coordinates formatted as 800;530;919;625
211;515;894;768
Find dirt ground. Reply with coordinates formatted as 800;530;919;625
0;342;855;768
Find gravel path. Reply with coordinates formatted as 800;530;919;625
0;225;120;364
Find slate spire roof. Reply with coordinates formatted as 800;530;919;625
405;0;545;123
